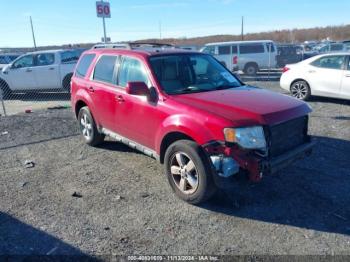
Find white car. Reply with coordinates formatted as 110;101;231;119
0;49;80;98
201;40;278;75
280;53;350;101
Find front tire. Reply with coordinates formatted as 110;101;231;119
290;80;311;101
78;106;105;146
164;140;216;204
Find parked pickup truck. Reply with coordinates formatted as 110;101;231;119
71;46;315;204
0;49;80;98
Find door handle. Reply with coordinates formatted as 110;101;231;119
88;86;95;93
308;70;316;73
345;74;350;77
116;95;125;103
26;68;32;72
48;67;55;70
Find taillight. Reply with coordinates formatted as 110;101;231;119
282;66;290;73
233;56;238;65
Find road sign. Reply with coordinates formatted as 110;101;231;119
101;37;111;42
96;1;111;18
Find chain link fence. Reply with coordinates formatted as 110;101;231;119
0;80;71;116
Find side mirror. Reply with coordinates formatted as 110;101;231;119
126;82;150;97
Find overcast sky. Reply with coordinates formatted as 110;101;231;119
1;0;349;47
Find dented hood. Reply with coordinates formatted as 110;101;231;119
171;86;311;126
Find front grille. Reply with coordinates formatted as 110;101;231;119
267;116;309;158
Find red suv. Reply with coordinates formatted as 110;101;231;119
71;45;315;204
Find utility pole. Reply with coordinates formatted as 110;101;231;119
159;21;162;40
29;16;37;50
241;16;244;41
101;0;107;43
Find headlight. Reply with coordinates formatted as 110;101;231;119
224;126;266;150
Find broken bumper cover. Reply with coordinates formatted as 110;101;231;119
267;140;315;175
204;139;316;183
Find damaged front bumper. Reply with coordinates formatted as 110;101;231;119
203;139;316;185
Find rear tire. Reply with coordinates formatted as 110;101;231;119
78;106;105;146
290;80;311;101
164;140;217;204
244;63;258;76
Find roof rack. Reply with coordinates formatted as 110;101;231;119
92;42;176;51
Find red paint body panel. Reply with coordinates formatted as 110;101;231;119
71;49;312;160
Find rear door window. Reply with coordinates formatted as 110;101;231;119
218;46;231;55
93;55;118;84
75;54;96;78
36;53;55;66
311;55;345;70
118;57;149;87
239;44;265;54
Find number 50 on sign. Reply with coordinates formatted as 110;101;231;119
96;1;111;18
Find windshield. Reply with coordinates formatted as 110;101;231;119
149;54;242;95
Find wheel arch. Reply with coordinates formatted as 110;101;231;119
75;100;88;118
159;132;195;164
62;73;73;90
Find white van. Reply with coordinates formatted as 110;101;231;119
201;40;278;75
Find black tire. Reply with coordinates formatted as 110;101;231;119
164;140;217;204
0;79;11;99
77;106;105;146
62;73;73;92
290;80;311;101
244;63;258;76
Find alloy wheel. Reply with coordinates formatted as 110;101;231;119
291;82;308;99
170;152;199;195
80;113;93;140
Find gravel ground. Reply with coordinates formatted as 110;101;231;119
0;81;350;257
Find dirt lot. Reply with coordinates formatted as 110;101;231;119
0;81;350;257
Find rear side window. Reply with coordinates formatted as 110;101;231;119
36;53;55;66
239;44;265;54
311;55;345;70
75;54;95;78
118;57;148;87
93;55;118;84
218;46;230;55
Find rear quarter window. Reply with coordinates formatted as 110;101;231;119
75;54;96;78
